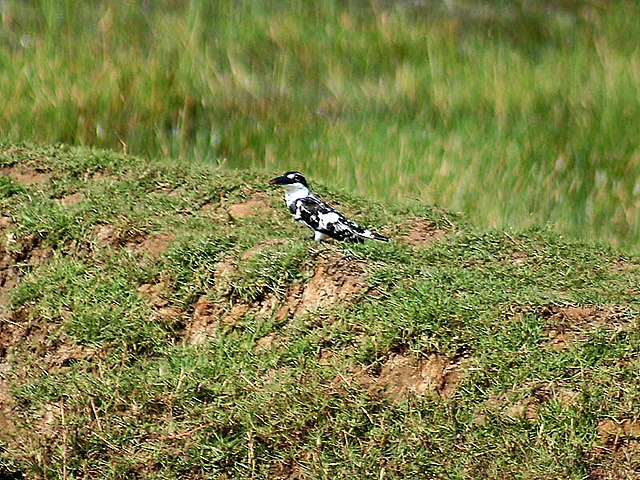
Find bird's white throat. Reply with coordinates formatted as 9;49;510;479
282;183;310;207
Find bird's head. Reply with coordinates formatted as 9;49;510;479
268;171;309;189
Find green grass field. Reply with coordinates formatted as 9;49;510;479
1;1;640;248
1;144;640;478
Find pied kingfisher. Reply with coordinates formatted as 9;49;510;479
269;171;389;243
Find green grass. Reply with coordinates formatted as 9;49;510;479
1;1;640;248
1;144;640;478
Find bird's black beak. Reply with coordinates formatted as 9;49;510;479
268;176;287;185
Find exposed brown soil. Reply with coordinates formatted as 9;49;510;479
511;251;529;266
138;232;176;257
399;217;449;246
90;224;175;257
0;215;13;230
598;419;640;438
184;296;222;345
0;307;93;370
60;191;83;205
138;282;184;325
590;419;640;479
539;304;630;350
0;305;100;450
1;232;51;304
276;252;367;319
43;343;102;373
0;164;52;185
227;192;271;219
182;249;368;345
356;352;466;400
91;223;138;247
480;384;580;423
182;296;240;345
0;376;18;444
270;461;307;480
255;332;280;351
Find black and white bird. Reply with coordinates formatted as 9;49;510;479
269;171;389;243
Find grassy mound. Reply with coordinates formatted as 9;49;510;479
1;144;639;479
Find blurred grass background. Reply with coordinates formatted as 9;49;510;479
1;0;639;248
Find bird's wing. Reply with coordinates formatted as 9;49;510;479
294;196;367;242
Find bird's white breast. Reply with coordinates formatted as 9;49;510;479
283;183;311;207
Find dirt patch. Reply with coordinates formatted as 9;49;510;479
1;246;21;293
138;282;184;325
0;216;11;230
60;192;83;206
183;296;275;344
138;232;176;257
42;343;101;374
0;303;86;453
590;419;640;479
1;233;51;302
182;296;249;345
255;332;279;351
91;224;175;257
184;296;222;345
0;307;62;361
479;384;580;424
540;304;631;350
357;353;466;400
227;193;271;219
503;388;579;421
398;217;448;246
0;304;97;453
0;164;52;185
91;223;134;247
598;419;640;438
184;295;288;346
511;251;528;266
211;248;368;323
0;358;17;444
0;377;18;444
210;257;237;298
276;252;367;319
270;461;306;480
182;249;369;345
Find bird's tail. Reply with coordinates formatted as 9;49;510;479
360;230;389;242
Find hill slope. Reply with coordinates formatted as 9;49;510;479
1;144;639;479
